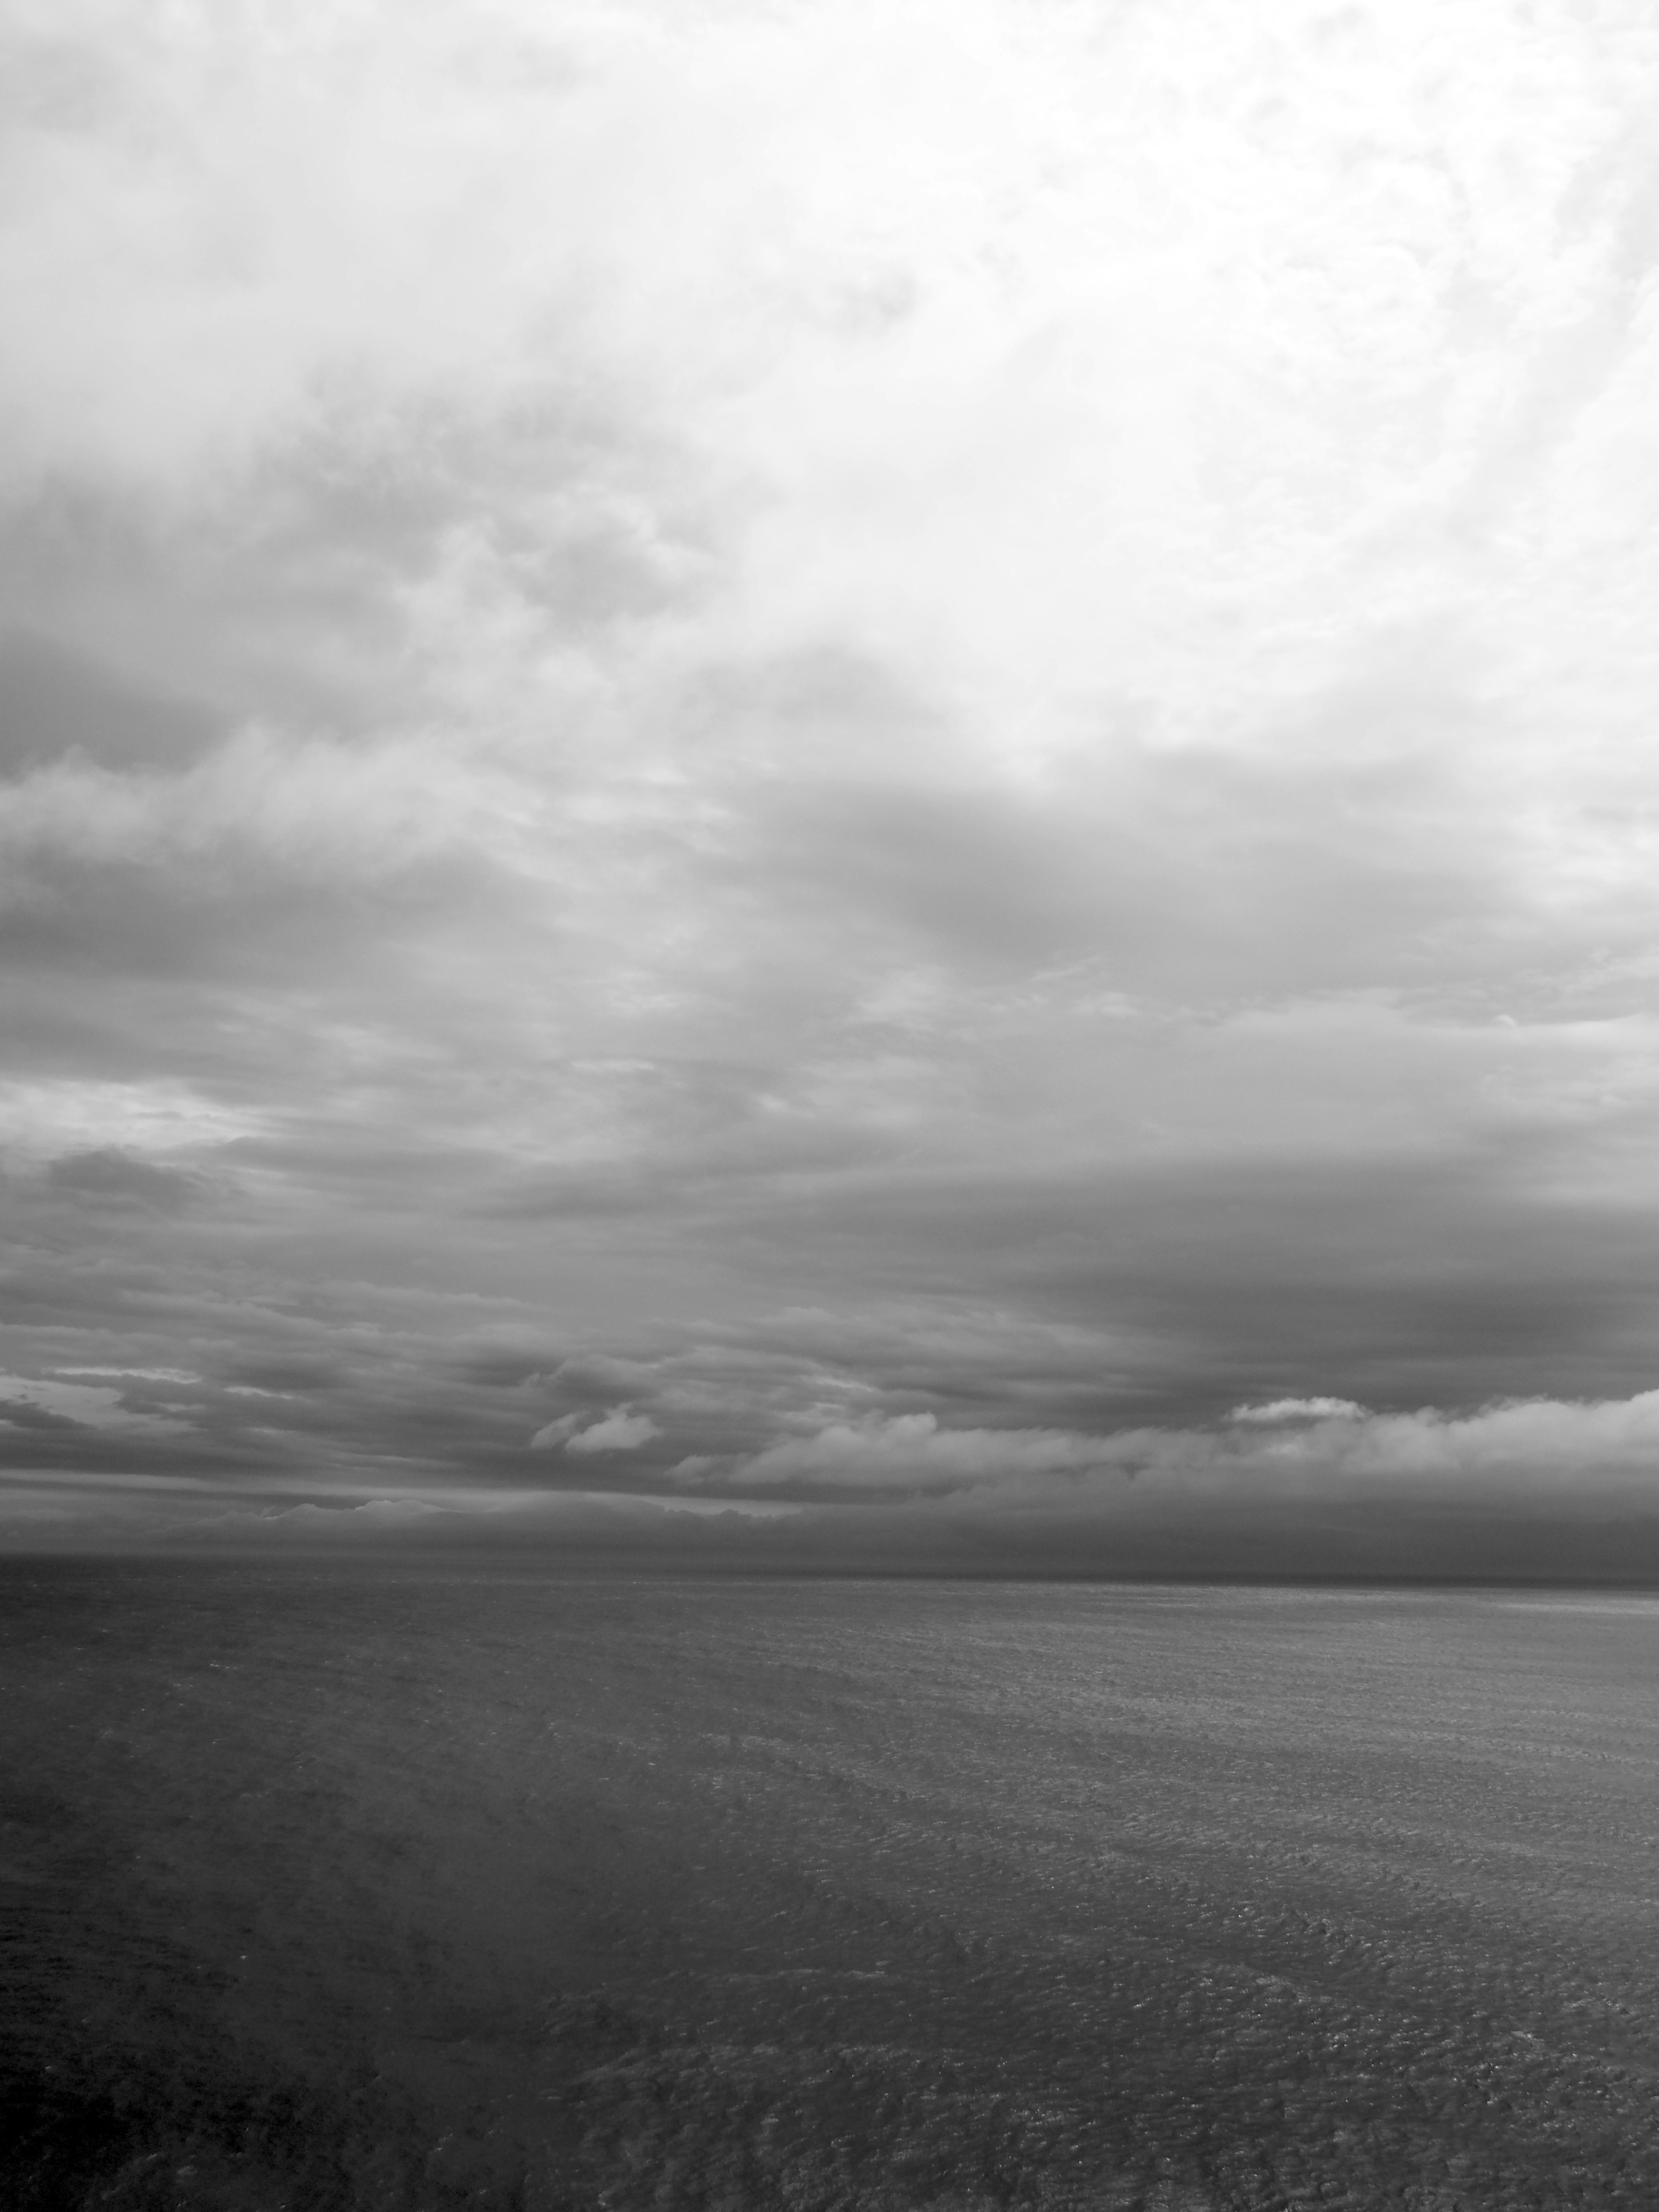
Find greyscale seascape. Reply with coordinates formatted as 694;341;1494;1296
5;1566;1656;2210
11;10;1659;2204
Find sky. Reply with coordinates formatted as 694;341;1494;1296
5;0;1659;1573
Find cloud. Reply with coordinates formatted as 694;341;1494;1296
561;1405;663;1455
11;1482;798;1556
0;1082;259;1160
1231;1398;1369;1425
56;1365;200;1384
681;1389;1659;1520
0;1373;185;1437
3;2;1659;1573
1320;1393;1659;1490
715;1411;1117;1493
43;1147;205;1210
0;629;223;775
0;724;507;881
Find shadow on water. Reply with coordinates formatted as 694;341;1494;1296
3;1561;1657;2209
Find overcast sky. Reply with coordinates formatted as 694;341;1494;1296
5;0;1659;1573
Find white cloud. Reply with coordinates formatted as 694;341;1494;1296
696;1390;1659;1510
0;1081;259;1160
561;1405;662;1455
56;1365;200;1384
716;1411;1119;1492
1231;1398;1368;1425
1329;1392;1659;1486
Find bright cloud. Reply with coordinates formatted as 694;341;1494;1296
4;2;1659;1573
1231;1399;1369;1426
0;1081;259;1160
561;1406;663;1456
691;1391;1659;1510
56;1366;201;1384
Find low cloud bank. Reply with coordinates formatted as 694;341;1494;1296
677;1390;1659;1515
7;1370;1659;1582
719;1412;1114;1492
1230;1398;1367;1425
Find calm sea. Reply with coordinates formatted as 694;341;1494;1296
2;1565;1656;2210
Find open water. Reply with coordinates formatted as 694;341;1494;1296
2;1564;1657;2211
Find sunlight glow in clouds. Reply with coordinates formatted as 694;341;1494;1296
4;0;1659;1570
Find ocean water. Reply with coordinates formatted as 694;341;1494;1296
2;1567;1657;2211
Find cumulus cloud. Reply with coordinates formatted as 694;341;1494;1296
530;1406;667;1453
686;1391;1659;1516
528;1414;579;1450
1310;1393;1659;1491
560;1405;663;1455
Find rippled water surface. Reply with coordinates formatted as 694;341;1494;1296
3;1564;1657;2209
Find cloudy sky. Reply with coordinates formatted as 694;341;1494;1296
5;0;1659;1573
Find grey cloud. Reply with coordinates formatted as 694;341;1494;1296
223;1360;346;1395
715;1135;1659;1421
1231;1398;1368;1425
0;844;508;995
5;0;1659;1576
0;629;224;775
4;1068;1659;1529
642;1392;1659;1580
0;1399;90;1435
528;1414;580;1450
706;1411;1118;1496
689;649;1557;1007
751;779;1148;973
453;1350;564;1391
44;1147;205;1210
684;1393;1659;1509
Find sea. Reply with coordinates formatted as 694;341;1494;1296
2;1564;1656;2211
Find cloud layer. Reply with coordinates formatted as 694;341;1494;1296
4;0;1659;1571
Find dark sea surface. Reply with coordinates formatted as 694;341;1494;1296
2;1566;1656;2211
